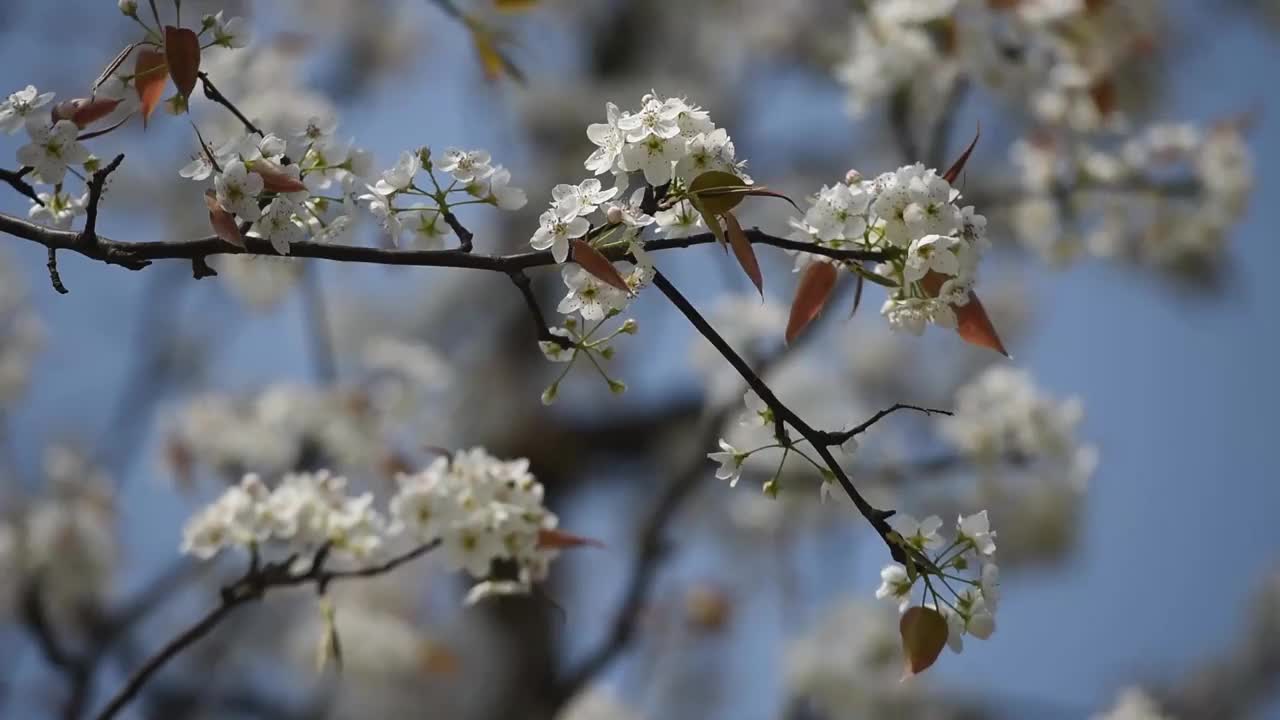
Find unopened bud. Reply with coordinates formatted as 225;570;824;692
620;318;639;335
845;169;863;185
541;384;559;406
762;479;779;499
119;0;138;16
607;379;627;395
605;206;624;225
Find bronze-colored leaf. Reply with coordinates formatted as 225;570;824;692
688;170;749;215
691;196;728;250
955;292;1009;357
785;261;839;345
571;239;631;294
53;97;123;129
942;126;980;184
205;190;244;248
134;48;168;129
164;26;201;99
537;528;605;550
250;160;309;193
900;606;949;677
1089;76;1116;117
724;212;763;298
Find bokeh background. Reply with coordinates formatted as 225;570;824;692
0;1;1277;719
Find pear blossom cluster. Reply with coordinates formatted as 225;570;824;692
359;146;526;249
181;470;385;562
2;84;95;229
875;511;1000;654
940;366;1098;490
388;448;560;601
789;164;990;335
530;92;747;262
1010;122;1253;269
837;0;1156;131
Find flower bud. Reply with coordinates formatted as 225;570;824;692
119;0;138;16
605;206;624;225
541;384;559;406
607;379;627;395
762;479;779;498
620;318;639;335
845;169;862;185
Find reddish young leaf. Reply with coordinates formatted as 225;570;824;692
942;126;980;184
1089;76;1117;117
134;48;168;129
955;292;1009;357
920;271;1009;356
205;190;244;248
785;261;839;345
494;0;540;9
164;26;202;99
537;528;605;550
571;239;632;294
52;97;123;129
724;212;763;298
250;160;309;193
900;606;949;678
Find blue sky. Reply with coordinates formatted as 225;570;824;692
0;1;1277;718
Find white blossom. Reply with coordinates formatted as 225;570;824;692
17;120;89;185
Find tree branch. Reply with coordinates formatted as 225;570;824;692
508;269;571;347
650;271;903;560
815;403;952;447
0;214;891;275
80;154;125;248
92;542;438;720
197;73;263;137
0;166;41;205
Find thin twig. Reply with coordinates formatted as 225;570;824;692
80;154;126;247
0;166;41;205
508;270;571;347
650;270;903;560
46;248;68;294
92;542;438;720
441;207;474;252
197;73;263;137
817;403;952;447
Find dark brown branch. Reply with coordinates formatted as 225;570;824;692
197;73;263;137
816;403;952;447
0;166;41;205
92;542;438;720
0;213;891;275
650;270;903;561
442;206;474;252
47;248;68;294
80;154;126;247
508;269;571;347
